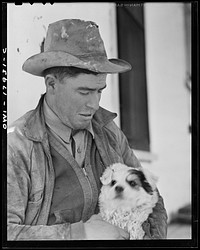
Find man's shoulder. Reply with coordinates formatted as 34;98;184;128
8;110;34;132
7;110;35;146
94;107;122;139
94;107;117;127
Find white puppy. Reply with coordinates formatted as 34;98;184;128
99;163;158;239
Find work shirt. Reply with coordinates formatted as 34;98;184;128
43;97;99;225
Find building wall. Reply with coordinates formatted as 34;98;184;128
144;3;191;218
7;2;120;126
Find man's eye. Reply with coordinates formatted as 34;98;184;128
79;91;89;95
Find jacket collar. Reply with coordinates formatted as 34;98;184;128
23;94;47;142
24;94;117;142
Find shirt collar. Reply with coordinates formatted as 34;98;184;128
43;97;94;143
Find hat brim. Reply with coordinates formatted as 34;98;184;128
22;51;132;76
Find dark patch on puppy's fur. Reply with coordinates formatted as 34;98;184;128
128;169;153;195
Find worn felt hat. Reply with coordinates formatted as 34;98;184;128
22;19;132;76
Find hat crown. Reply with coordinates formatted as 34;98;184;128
22;19;132;76
44;19;107;60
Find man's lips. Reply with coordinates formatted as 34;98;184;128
81;114;91;116
79;113;93;119
80;113;92;116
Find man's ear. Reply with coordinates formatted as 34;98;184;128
45;74;58;94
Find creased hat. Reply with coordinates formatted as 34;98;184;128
22;19;132;76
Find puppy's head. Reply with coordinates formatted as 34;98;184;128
99;163;158;211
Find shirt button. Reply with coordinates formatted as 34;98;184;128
77;147;81;154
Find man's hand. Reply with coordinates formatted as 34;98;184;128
142;220;152;239
84;214;130;240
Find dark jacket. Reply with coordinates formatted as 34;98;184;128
7;95;168;240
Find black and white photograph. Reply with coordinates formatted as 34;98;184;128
2;1;198;248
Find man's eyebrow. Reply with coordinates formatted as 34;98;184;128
77;85;107;91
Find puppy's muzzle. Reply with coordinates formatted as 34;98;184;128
115;185;124;193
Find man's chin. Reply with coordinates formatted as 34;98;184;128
73;121;91;130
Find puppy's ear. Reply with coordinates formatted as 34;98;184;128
142;168;158;191
111;162;128;172
100;166;113;185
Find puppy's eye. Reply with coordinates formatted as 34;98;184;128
111;180;116;186
129;180;137;187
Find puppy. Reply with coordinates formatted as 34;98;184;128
99;163;158;239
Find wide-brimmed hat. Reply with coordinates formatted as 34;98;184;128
22;19;132;76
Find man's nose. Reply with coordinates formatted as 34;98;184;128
86;93;100;110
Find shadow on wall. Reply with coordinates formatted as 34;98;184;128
167;203;192;239
169;203;191;224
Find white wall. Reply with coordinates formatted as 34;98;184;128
7;3;120;126
144;3;191;218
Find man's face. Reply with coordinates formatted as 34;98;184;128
52;73;107;130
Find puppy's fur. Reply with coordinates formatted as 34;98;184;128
99;163;158;239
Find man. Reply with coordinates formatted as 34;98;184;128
7;19;168;240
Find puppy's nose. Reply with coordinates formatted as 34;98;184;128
115;185;124;193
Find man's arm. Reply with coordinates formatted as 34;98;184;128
7;143;83;240
143;191;168;239
109;121;168;239
7;222;81;240
7;134;129;240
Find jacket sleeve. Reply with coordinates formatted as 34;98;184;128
7;222;85;240
110;122;168;239
7;135;86;240
143;190;168;239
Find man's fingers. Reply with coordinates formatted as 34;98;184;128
118;227;130;239
88;214;102;221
